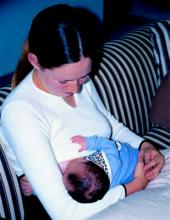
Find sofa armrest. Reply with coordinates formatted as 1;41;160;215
0;138;24;220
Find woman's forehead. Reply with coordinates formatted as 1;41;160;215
46;57;92;80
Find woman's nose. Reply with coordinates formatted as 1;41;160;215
69;80;79;93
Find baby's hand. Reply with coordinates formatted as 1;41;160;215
134;151;148;189
71;135;86;152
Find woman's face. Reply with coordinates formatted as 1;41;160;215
39;57;92;97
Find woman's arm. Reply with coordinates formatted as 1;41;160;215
1;102;126;220
87;80;165;180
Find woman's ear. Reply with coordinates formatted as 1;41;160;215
27;53;41;69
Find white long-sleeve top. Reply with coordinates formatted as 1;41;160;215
0;70;144;219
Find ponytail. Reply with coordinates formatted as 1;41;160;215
12;41;33;88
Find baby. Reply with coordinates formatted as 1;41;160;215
62;135;148;203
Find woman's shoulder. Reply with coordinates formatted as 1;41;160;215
1;71;38;114
2;73;32;102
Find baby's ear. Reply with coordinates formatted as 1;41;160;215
84;190;93;200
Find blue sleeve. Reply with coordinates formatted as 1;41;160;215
85;136;118;156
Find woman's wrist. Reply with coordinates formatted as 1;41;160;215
139;140;158;151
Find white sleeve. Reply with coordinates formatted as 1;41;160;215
0;126;24;177
1;101;125;220
86;80;144;148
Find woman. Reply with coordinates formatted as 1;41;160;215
1;4;164;220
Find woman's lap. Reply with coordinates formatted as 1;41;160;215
23;194;51;220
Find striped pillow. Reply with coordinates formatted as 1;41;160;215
93;24;158;136
0;86;12;115
93;24;170;148
0;138;24;220
150;20;170;85
143;127;170;149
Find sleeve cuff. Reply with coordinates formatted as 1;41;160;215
18;174;25;179
121;184;127;197
138;139;159;151
138;140;147;151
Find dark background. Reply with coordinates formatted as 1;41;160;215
103;0;170;40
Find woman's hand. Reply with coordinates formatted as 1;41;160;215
19;175;33;196
140;141;165;180
71;135;86;152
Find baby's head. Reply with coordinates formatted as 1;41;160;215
63;158;110;203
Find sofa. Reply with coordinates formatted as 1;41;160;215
0;19;170;220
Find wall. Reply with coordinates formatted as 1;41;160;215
103;0;170;40
130;0;170;20
0;0;103;76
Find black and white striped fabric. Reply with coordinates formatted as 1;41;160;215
144;127;169;149
150;20;170;85
0;86;12;115
0;138;24;220
0;86;24;219
93;22;169;148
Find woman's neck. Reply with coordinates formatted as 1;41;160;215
32;69;49;93
63;96;76;107
33;69;76;107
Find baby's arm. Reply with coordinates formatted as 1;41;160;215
71;135;110;152
124;151;148;196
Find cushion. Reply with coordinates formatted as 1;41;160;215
0;137;24;220
143;127;170;149
150;72;170;132
150;20;170;85
93;24;158;136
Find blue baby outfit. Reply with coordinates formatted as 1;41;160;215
85;136;139;188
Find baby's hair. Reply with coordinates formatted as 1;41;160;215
66;160;110;203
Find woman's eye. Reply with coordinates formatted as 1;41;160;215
79;76;89;84
58;80;67;84
80;75;88;80
81;75;89;81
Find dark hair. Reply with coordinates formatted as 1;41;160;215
12;4;95;87
66;160;110;203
